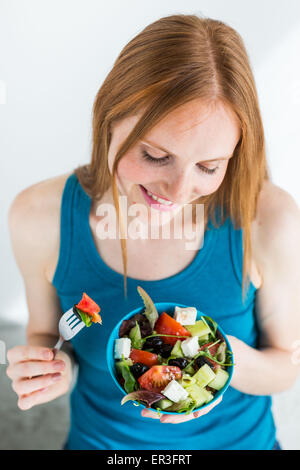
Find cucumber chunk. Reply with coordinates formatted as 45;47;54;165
185;320;211;338
154;398;174;410
193;363;216;388
164;396;194;412
171;340;184;358
207;368;229;390
178;374;196;388
198;334;209;345
183;363;196;375
203;389;214;404
115;358;133;375
185;383;210;407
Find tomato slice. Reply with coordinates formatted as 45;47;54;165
138;365;182;393
76;293;102;324
130;349;159;367
154;312;191;345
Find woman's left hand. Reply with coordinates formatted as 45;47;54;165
225;334;245;389
141;395;222;424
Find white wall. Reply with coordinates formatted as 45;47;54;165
1;0;300;324
1;0;300;450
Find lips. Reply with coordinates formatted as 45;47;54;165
140;185;172;203
139;185;178;212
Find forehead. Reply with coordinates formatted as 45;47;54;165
144;99;241;160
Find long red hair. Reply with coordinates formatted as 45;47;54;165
75;14;269;300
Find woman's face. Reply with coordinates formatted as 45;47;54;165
107;99;240;225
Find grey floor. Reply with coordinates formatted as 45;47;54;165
0;321;299;450
0;321;70;450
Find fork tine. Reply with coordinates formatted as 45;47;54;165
68;315;79;327
72;321;85;335
64;309;76;321
70;318;81;329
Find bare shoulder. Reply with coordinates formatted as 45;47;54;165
8;172;72;282
252;179;300;264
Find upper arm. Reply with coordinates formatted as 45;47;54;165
8;176;67;338
254;183;300;353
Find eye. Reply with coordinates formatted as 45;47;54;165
141;150;219;174
141;150;170;166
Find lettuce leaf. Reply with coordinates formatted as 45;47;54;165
121;355;137;394
201;315;218;340
119;314;152;338
75;307;93;327
121;390;165;408
137;286;159;329
129;321;143;349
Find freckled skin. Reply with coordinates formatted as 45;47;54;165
107;99;240;224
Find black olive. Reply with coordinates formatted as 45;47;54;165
130;362;149;378
195;356;214;370
73;306;82;321
168;357;189;369
143;336;164;351
157;343;173;358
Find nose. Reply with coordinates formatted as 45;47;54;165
165;168;195;204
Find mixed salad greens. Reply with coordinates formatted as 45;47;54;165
114;287;234;415
73;293;102;327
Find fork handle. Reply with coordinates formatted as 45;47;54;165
53;336;64;358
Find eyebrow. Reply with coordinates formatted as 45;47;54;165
141;139;232;163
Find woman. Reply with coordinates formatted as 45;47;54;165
6;14;300;450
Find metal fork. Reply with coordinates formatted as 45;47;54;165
53;307;85;352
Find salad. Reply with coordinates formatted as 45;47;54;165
73;292;102;327
114;287;233;414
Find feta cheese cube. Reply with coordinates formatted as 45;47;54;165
174;306;197;325
162;379;189;403
181;336;199;358
114;337;131;359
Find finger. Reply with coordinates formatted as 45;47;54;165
194;396;223;418
17;378;68;411
141;408;160;419
12;373;62;396
18;388;49;410
159;412;196;424
7;359;65;380
7;346;54;365
18;385;57;410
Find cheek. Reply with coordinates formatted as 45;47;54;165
117;154;157;185
198;166;228;195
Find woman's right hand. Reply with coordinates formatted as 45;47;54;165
6;345;73;410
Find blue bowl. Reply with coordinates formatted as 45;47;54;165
106;302;234;415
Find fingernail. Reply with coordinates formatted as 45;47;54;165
43;350;52;360
52;373;62;382
53;361;65;370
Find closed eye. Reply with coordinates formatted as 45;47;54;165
141;150;219;175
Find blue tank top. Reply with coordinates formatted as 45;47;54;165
52;173;277;450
